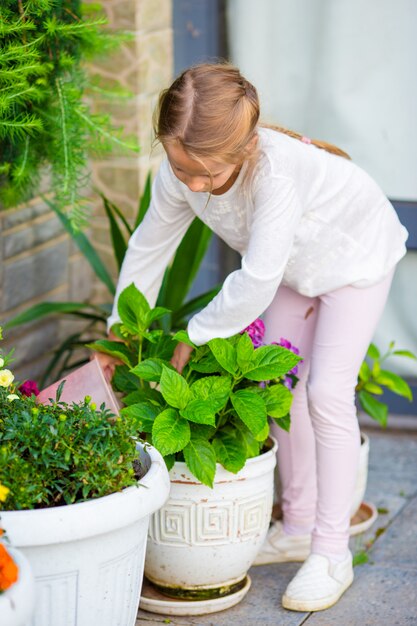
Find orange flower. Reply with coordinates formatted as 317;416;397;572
0;543;19;591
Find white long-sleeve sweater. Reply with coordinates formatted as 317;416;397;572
108;128;408;345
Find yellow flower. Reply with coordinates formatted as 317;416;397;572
0;369;14;388
0;484;10;503
6;394;19;402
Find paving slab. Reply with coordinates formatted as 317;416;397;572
366;496;417;569
305;565;417;626
136;429;417;626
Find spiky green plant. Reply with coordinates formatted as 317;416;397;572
0;0;137;227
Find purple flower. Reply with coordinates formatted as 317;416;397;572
19;380;40;397
272;338;302;388
240;318;265;348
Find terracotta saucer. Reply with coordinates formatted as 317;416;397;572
272;501;378;536
349;501;378;536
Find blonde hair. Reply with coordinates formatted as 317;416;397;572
154;62;350;169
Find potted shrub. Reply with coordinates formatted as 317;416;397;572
90;284;301;606
350;341;416;521
0;523;35;626
0;331;170;626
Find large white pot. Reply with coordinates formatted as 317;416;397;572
145;439;277;597
0;546;35;626
1;443;170;626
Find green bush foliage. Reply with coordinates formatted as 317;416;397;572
0;0;137;226
0;331;143;510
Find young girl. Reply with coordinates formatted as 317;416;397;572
98;63;408;612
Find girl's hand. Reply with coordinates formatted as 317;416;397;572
91;331;123;383
171;341;193;374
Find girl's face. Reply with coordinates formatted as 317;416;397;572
164;143;240;195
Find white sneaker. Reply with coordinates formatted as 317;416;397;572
282;551;354;612
253;521;311;565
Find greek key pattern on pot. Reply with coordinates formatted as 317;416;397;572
148;494;271;547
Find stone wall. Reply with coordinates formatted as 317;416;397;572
0;1;174;384
89;0;173;299
0;198;93;382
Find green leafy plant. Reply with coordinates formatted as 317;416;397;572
0;0;137;226
0;328;143;511
356;342;416;427
89;283;301;488
6;181;219;385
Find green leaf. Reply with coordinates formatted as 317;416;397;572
358;360;371;382
190;376;232;411
5;301;105;328
273;414;291;432
353;551;369;567
164;454;176;471
86;339;133;366
160;365;190;409
120;402;159;433
208;338;238;375
191;424;216;439
183;434;217;487
244;345;301;381
358;390;388;427
262;384;293;418
374;370;412;400
143;329;164;343
53;206;116;295
236;332;255;373
152;409;190;455
100;193;132;236
189;352;225;374
234;422;261;457
171;286;221;326
117;283;150;334
254;420;270;442
230;389;268;436
164;219;212;312
147;307;171;325
172;330;197;349
180;400;216;426
122;388;162;406
135;171;152;229
363;382;384;395
212;431;247;473
392;350;417;360
102;195;128;271
130;358;165;382
112;364;139;393
367;343;380;360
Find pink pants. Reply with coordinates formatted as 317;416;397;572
263;271;394;555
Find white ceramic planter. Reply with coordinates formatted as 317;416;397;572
350;432;370;517
145;439;277;597
0;546;35;626
1;443;170;626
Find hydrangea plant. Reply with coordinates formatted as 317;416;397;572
89;284;301;487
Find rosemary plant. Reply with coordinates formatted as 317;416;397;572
0;0;137;227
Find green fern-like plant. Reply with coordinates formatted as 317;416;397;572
0;0;138;227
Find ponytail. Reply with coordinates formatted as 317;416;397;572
262;123;351;160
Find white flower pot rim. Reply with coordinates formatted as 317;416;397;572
3;442;168;547
170;437;278;485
